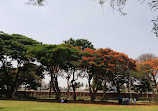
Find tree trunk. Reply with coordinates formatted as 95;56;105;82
112;79;121;96
90;93;95;102
88;78;97;103
72;71;76;100
90;89;97;103
149;82;155;101
2;62;12;98
66;77;70;97
117;86;121;95
88;79;92;102
50;72;60;102
152;74;158;97
147;74;155;101
103;80;107;99
54;76;60;102
72;84;76;100
12;66;21;97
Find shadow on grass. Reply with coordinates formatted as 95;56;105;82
1;98;157;106
0;107;6;109
36;99;154;106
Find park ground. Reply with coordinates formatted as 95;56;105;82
0;100;158;111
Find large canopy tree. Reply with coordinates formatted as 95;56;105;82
28;44;80;102
62;39;94;100
80;48;136;102
0;32;43;97
59;44;81;100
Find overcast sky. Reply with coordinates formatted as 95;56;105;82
0;0;158;87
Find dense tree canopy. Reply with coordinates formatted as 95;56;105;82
63;38;94;50
0;32;43;97
80;48;136;102
1;32;158;102
28;44;80;101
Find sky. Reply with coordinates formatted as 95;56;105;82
0;0;158;87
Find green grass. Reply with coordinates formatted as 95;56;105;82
0;100;158;111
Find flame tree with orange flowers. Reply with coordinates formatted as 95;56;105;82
136;59;158;101
80;48;136;102
100;48;136;95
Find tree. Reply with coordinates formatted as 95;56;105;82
0;32;42;97
134;53;158;99
80;48;100;102
97;48;136;94
136;53;157;62
57;44;81;100
62;40;92;100
28;44;80;102
80;48;136;102
136;59;158;101
18;63;44;91
59;70;72;97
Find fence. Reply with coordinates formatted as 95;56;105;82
16;90;152;100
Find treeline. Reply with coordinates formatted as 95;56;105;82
0;32;158;102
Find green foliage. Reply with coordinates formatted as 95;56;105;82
28;44;80;71
0;32;40;62
28;43;81;101
18;63;44;90
64;38;95;50
0;32;43;97
1;31;155;101
133;79;151;93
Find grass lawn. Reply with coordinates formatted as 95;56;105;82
0;100;158;111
